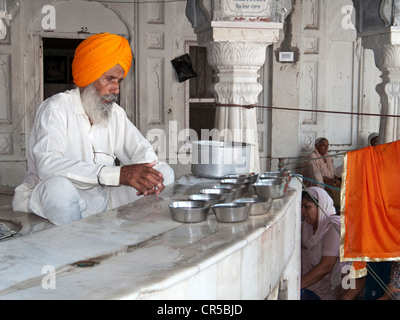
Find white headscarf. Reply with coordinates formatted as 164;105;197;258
315;137;327;148
302;187;342;286
302;138;335;188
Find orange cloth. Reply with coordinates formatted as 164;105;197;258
341;140;400;262
72;33;132;87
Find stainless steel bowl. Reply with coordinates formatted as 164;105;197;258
168;201;210;223
259;171;291;180
260;171;291;193
199;188;236;203
188;193;226;206
223;174;249;180
212;184;247;198
253;178;286;200
234;197;273;216
220;178;250;186
220;178;250;192
224;173;259;184
212;202;250;223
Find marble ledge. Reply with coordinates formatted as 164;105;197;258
0;176;301;300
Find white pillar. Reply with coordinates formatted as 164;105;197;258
194;21;284;173
362;31;400;144
353;0;400;143
186;0;292;173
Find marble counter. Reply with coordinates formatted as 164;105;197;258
0;175;301;300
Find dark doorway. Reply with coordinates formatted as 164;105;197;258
42;38;83;100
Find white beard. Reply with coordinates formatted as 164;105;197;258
80;84;118;127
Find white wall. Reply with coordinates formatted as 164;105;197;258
0;0;383;187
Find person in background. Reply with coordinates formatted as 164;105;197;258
301;187;343;300
368;132;379;147
12;33;174;226
302;137;341;208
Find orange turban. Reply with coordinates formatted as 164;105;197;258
72;33;132;87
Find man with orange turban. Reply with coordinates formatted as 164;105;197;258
12;33;174;226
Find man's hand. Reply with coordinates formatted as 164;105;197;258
119;160;165;196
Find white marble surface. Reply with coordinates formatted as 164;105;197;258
0;175;301;300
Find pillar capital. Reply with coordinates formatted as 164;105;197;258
185;0;293;173
203;40;270;106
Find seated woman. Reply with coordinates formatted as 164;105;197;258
302;137;341;207
301;187;342;300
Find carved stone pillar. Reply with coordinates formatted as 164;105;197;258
353;0;400;143
375;43;400;142
186;0;292;173
360;32;400;143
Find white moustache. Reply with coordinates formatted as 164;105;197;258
102;94;118;103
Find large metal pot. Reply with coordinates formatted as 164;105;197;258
191;140;252;179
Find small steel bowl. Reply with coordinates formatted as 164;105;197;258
253;178;286;200
223;174;249;180
259;171;291;193
221;178;250;193
220;178;250;186
234;197;272;216
168;201;210;223
212;184;247;198
188;193;226;206
224;173;259;184
212;202;250;223
200;188;236;203
260;171;291;180
260;171;292;185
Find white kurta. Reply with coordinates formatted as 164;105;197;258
13;88;170;218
